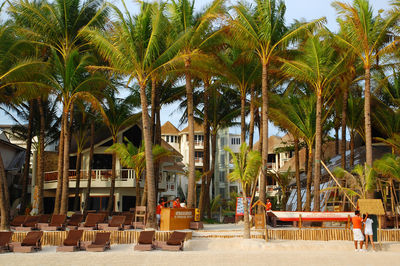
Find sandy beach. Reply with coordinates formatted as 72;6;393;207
2;238;400;266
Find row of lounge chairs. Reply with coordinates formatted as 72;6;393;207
0;230;186;253
10;212;142;231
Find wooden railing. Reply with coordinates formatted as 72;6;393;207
44;169;135;182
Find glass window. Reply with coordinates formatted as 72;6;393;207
219;171;226;182
166;136;169;142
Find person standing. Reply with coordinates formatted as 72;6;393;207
265;198;272;226
352;210;366;252
173;197;181;208
363;213;376;251
156;198;166;226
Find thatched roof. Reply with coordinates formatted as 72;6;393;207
358;199;385;216
161;121;180;135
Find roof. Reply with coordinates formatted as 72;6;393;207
0;138;25;151
253;135;286;153
358;199;385;215
161;121;180;135
180;122;204;134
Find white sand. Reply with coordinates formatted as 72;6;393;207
2;239;400;266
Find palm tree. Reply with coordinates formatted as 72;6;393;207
280;32;346;211
267;169;293;211
107;139;171;207
225;143;261;239
167;0;225;208
0;5;46;229
331;164;376;202
228;0;325;206
374;154;400;181
332;0;400;167
83;1;172;226
10;0;109;214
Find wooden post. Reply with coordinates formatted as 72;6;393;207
346;215;351;229
299;214;302;229
378;215;382;250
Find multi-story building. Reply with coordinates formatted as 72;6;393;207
161;121;242;201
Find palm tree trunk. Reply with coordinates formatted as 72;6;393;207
341;88;348;169
150;79;157;143
139;82;156;228
242;187;250;239
350;131;355;168
141;173;147;206
185;58;196;209
73;150;82;211
199;79;210;218
60;111;70;214
305;147;313;211
260;62;268;205
294;137;301;211
54;113;64;214
335;126;339;155
249;84;255;150
84;121;94;212
305;146;309;174
364;67;373;167
37;98;45;214
107;150;116;214
240;93;246;144
20;100;34;214
0;154;10;230
313;92;322;211
206;130;217;218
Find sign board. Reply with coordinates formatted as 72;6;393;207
235;197;251;216
160;208;195;231
271;211;354;221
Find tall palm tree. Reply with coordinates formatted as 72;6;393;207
332;0;400;167
0;5;46;229
280;32;346;210
98;94;136;214
84;1;173;227
225;143;261;239
228;0;325;205
167;0;225;208
10;0;109;214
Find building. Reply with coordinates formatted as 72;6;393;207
161;121;242;201
42;123;184;213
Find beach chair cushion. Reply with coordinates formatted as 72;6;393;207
49;215;67;227
109;216;126;227
23;216;40;227
10;216;27;227
166;232;186;246
0;232;13;247
92;232;111;245
21;231;43;246
63;230;84;246
138;231;155;245
68;214;83;226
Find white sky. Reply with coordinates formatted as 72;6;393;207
0;0;394;138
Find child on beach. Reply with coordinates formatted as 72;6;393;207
352;210;366;252
363;213;376;251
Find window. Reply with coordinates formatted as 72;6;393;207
219;188;225;197
220;137;225;146
166;136;169;142
231;137;240;145
175;136;178;143
195;151;204;158
219;171;226;183
220;154;225;164
195;135;204;144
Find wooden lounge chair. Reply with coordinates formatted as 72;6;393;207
123;213;134;229
36;214;51;230
133;206;146;229
156;231;187;251
134;230;155;251
0;232;13;253
66;213;84;230
10;215;27;229
78;213;106;230
103;216;126;231
56;230;84;252
86;232;111;252
43;214;67;231
12;231;43;253
15;215;40;231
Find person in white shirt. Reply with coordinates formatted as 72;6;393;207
363;213;375;251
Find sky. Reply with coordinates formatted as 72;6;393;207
0;0;394;137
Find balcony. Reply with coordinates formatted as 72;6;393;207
194;157;203;166
194;140;204;148
44;169;137;189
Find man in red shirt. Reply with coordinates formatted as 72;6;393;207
156;198;166;226
265;198;272;225
352;210;366;252
173;197;181;208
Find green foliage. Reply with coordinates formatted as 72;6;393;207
374;154;400;181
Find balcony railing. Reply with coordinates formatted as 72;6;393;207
44;169;136;182
194;157;203;163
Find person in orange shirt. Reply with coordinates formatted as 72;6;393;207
156;198;166;226
352;210;366;252
265;198;272;225
173;197;181;208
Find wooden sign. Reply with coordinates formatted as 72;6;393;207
160;208;195;231
254;214;265;229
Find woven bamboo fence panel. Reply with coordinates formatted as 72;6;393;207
11;231;192;246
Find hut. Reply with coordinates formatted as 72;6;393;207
358;199;385;243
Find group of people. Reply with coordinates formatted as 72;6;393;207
156;197;185;225
352;210;376;252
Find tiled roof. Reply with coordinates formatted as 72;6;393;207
161;121;180;135
180;122;204;134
